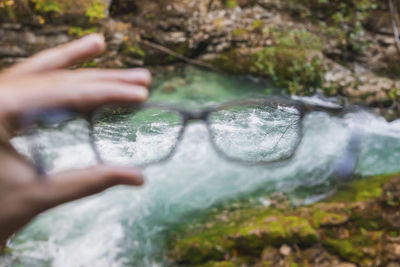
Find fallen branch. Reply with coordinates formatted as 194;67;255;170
137;39;221;73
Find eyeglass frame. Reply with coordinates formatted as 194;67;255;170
20;97;350;177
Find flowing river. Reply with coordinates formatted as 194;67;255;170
3;67;400;266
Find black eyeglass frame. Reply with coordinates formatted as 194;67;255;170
21;97;348;176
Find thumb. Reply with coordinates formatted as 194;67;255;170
31;165;144;210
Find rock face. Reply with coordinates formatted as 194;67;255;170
167;174;400;266
1;0;400;118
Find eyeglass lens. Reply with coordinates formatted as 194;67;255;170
208;103;301;163
92;107;184;166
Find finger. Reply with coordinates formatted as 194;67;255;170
74;68;152;87
29;165;144;210
41;81;149;109
3;34;105;78
1;78;149;116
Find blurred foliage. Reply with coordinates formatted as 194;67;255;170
0;0;107;24
68;26;98;36
0;0;17;21
289;0;378;54
213;28;325;96
225;0;238;8
253;47;324;95
85;0;107;22
123;45;147;58
255;28;324;94
31;0;61;13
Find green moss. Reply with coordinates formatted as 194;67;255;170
211;49;253;74
312;210;348;228
350;210;384;230
80;61;98;68
234;216;318;249
252;20;263;30
322;228;382;263
199;261;236;267
232;28;247;37
384;190;400;207
274;28;323;50
169;233;234;264
68;26;99;37
32;0;62;14
252;28;325;95
328;174;395;203
168;173;400;266
144;12;156;20
85;0;107;22
176;42;190;56
352;230;383;246
1;246;12;254
287;0;377;55
252;47;324;95
225;0;238;8
323;238;364;263
123;45;147;59
211;28;326;95
168;209;318;263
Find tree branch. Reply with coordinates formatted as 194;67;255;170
138;39;221;72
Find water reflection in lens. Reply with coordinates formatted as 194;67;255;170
208;104;301;163
92;107;183;166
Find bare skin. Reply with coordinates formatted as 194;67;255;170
0;34;151;247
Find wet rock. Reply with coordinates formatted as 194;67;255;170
279;244;291;256
261;246;279;262
110;0;139;16
385;243;400;260
378;36;395;46
381;177;400;208
0;45;27;57
159;31;187;45
231;215;318;250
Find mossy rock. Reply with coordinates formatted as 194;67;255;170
210;27;326;96
0;0;109;25
327;173;395;203
168;173;400;266
312;210;349;228
168;234;234;264
323;238;364;263
198;261;237;267
232;216;318;251
322;231;382;265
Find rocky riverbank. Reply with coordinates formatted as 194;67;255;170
167;173;400;266
1;0;400;118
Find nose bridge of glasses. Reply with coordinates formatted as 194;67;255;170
182;111;209;122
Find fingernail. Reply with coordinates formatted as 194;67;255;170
81;34;105;50
126;168;145;185
130;68;152;84
135;87;149;99
81;34;104;42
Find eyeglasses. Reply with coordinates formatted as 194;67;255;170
21;97;347;176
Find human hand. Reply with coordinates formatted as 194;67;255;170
0;34;151;247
